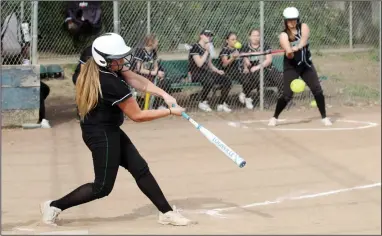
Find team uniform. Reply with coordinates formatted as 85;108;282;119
40;33;192;226
281;24;321;99
218;46;256;108
219;46;242;74
133;47;158;75
240;43;283;101
188;43;232;111
47;69;166;213
269;6;331;126
133;47;171;109
241;43;271;68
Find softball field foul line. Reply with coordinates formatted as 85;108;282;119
227;119;379;131
3;183;380;233
183;182;381;218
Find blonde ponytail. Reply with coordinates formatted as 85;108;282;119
75;58;102;121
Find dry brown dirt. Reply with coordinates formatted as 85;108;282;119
1;50;381;235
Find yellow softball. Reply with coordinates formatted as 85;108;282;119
234;41;242;49
290;79;306;93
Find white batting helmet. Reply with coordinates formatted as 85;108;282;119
283;7;299;20
92;33;132;68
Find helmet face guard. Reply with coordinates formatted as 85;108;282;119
93;47;134;72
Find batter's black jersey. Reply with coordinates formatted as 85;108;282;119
283;23;312;69
80;68;132;128
241;43;271;68
219;46;242;73
133;47;158;72
188;43;209;74
73;45;93;84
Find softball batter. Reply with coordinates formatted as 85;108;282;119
268;7;332;126
40;33;194;226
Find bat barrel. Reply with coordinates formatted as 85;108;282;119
176;105;247;168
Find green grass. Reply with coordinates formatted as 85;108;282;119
62;63;78;74
340;51;379;63
344;84;380;99
368;49;380;62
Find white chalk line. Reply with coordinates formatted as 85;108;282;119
182;182;381;218
6;184;380;228
227;119;378;131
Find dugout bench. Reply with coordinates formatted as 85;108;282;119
161;55;328;96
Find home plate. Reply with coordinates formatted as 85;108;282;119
227;122;248;129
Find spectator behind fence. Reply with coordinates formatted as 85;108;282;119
39;81;51;128
219;32;248;106
240;29;283;108
188;29;232;113
63;1;102;48
1;13;51;128
133;34;171;110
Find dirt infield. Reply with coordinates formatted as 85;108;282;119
2;106;381;235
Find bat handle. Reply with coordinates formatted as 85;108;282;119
171;104;190;120
181;112;190;120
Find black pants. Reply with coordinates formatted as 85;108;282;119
240;72;259;97
50;127;172;213
39;82;50;122
273;64;327;118
238;68;283;97
282;64;322;100
192;70;232;104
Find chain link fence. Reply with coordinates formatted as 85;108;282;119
1;1;33;65
37;1;114;63
119;0;380;111
1;1;380;113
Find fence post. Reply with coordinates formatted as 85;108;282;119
31;1;38;65
147;1;151;34
349;1;353;49
113;1;120;34
259;1;264;110
20;1;24;22
380;1;381;103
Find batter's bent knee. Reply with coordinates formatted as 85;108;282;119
282;94;293;103
311;87;323;96
92;182;114;199
131;164;150;181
